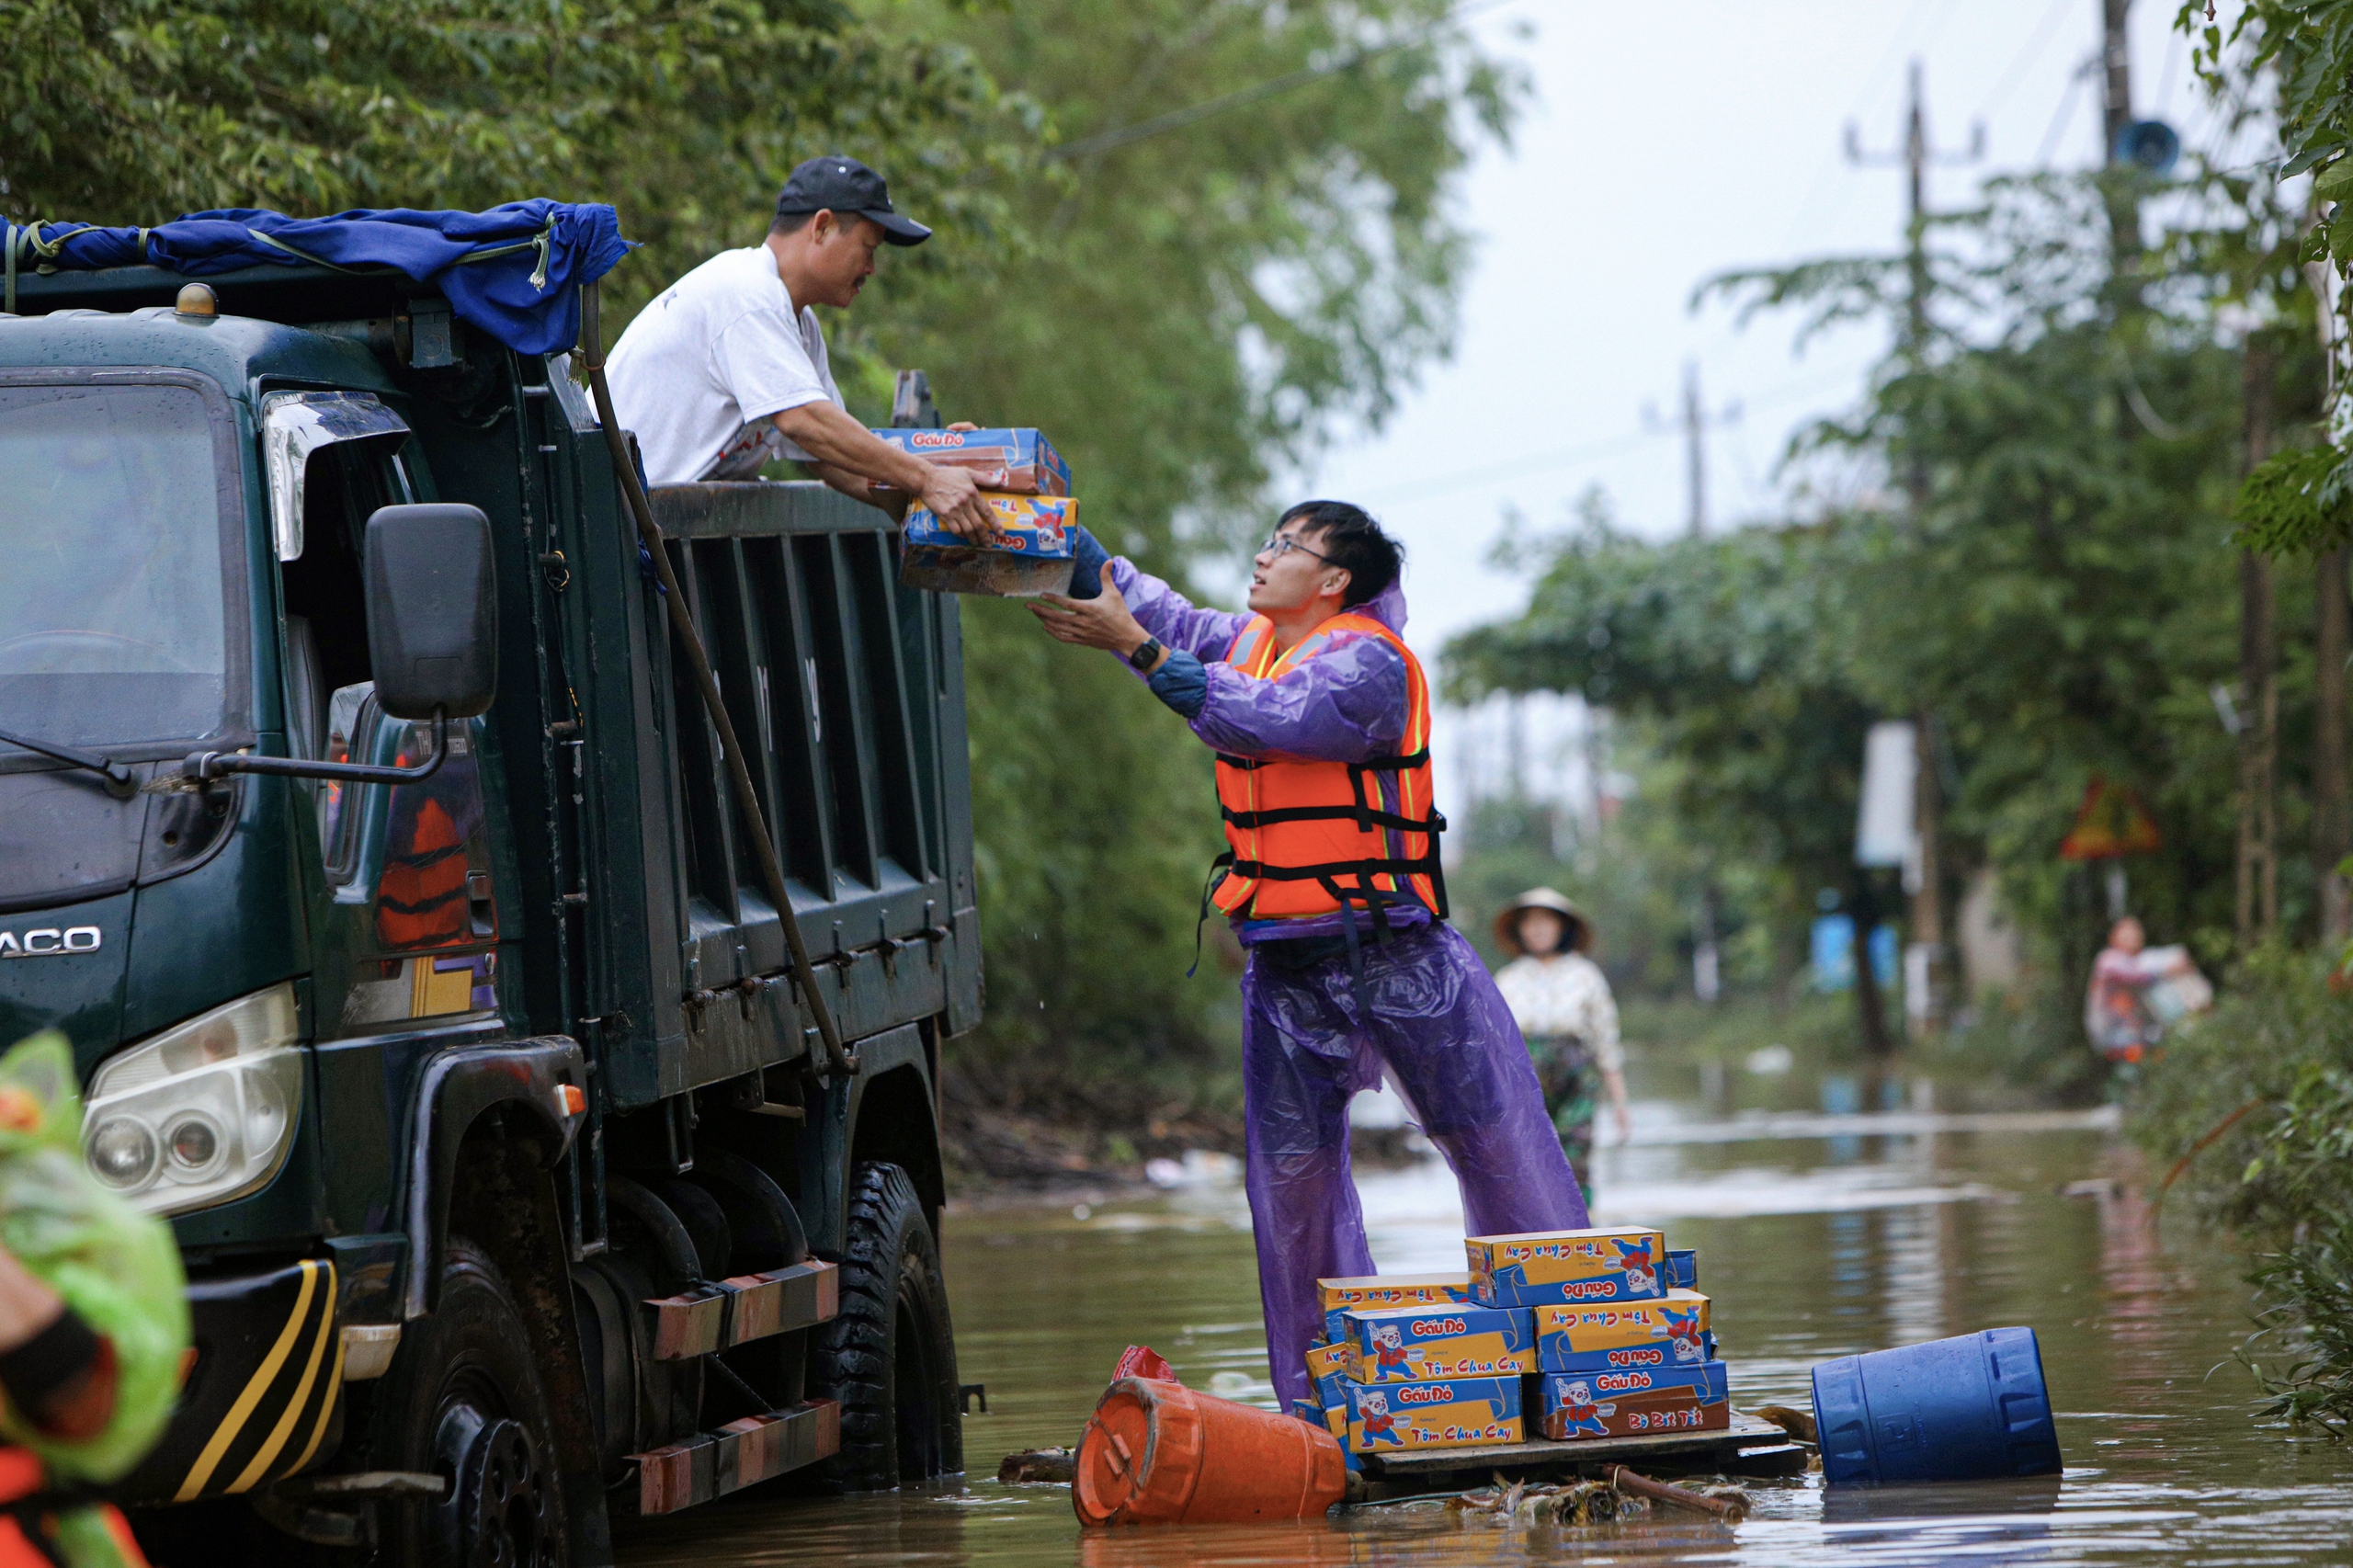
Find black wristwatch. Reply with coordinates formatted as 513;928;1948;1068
1127;636;1164;672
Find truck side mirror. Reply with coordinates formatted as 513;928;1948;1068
363;504;498;720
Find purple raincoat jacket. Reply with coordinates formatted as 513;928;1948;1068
1111;558;1430;944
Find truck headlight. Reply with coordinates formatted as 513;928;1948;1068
83;983;304;1216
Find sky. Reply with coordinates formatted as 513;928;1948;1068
1291;0;2248;816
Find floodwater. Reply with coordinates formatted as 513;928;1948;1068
616;1066;2353;1566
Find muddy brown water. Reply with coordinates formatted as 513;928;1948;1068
616;1074;2353;1565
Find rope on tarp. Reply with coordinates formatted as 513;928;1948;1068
2;215;554;315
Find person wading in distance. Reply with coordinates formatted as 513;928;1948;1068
1491;888;1629;1196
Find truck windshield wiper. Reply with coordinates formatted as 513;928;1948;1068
0;725;139;799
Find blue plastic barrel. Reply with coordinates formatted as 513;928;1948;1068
1810;1327;2062;1485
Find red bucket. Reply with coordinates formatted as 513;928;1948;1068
1073;1378;1347;1527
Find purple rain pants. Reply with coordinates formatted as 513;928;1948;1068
1244;920;1590;1409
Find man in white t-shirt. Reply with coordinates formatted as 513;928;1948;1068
607;155;994;537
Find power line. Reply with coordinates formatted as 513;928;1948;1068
1350;359;1865;506
1359;427;1667;507
2154;20;2186;117
2035;56;2095;167
1978;0;2078;122
1775;0;1954;254
1043;0;1522;164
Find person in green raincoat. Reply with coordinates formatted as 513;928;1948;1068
1491;890;1630;1197
0;1036;188;1568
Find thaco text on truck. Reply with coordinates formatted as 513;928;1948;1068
0;204;983;1564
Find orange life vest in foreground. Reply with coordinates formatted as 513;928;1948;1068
0;1448;147;1568
1209;612;1447;924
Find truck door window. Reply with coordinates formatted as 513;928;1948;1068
280;434;406;860
328;694;498;1029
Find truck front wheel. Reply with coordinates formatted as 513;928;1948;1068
369;1236;565;1567
810;1162;962;1489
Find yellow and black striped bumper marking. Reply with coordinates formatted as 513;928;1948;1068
172;1258;339;1502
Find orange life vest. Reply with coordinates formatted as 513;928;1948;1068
0;1448;148;1568
1208;612;1446;924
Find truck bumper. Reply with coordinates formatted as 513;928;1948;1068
117;1257;343;1505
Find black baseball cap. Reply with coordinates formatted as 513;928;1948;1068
774;155;932;246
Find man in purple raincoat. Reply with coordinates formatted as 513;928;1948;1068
1029;501;1589;1407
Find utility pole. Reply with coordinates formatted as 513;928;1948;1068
2237;340;2280;949
2317;545;2350;939
1683;365;1708;538
2308;232;2353;938
1506;693;1527;800
2100;0;2141;259
1847;60;1981;1040
1646;362;1738;537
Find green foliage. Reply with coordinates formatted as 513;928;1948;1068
1444;504;1890;1025
951;597;1227;1118
2;0;1519;1123
1459;172;2285;1045
1619;992;1858;1073
865;0;1522;562
2188;1;2353;228
2182;1;2353;561
1449;765;1778;1003
2131;951;2353;1433
2234;445;2353;556
0;0;1031;320
1813;186;2259;958
882;0;1519;1110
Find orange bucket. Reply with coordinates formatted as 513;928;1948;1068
1073;1377;1347;1527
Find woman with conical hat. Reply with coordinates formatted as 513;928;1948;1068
1492;889;1627;1195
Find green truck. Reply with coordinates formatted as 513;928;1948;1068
0;231;983;1563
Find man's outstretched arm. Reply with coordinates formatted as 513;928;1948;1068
1029;571;1405;762
1050;529;1251;661
772;402;998;538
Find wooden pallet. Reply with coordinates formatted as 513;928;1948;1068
1348;1411;1803;1501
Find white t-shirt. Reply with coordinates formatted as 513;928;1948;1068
604;245;845;484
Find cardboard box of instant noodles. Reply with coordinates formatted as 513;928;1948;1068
899;493;1076;597
870;427;1070;495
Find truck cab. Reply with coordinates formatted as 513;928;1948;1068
0;254;982;1563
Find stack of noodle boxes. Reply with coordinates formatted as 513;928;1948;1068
880;427;1080;597
1293;1228;1723;1460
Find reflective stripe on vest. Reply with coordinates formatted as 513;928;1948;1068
1209;612;1447;922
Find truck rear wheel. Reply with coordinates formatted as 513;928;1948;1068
370;1236;565;1568
810;1162;961;1489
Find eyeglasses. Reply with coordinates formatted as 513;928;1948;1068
1259;533;1336;565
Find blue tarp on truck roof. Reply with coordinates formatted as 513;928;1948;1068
2;199;631;355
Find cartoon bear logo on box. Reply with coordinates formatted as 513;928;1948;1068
1664;1305;1707;1363
1343;1304;1536;1381
1548;1377;1615;1439
1355;1387;1403;1447
1614;1235;1660;1296
1465;1228;1668;1307
1540;1362;1730;1440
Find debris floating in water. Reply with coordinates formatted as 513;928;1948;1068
1445;1468;1753;1528
1752;1403;1818;1444
1447;1474;1648;1528
997;1448;1075;1484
